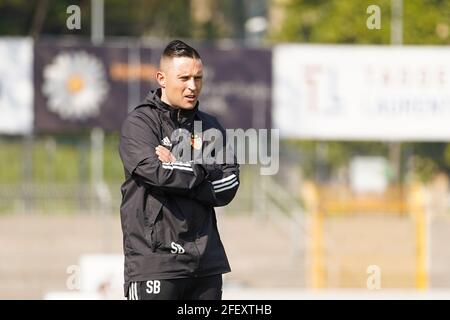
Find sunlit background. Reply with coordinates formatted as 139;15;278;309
1;0;450;299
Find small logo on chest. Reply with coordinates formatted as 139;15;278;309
161;136;172;147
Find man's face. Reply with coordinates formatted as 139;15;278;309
157;56;203;110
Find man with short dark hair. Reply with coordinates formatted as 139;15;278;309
119;40;239;300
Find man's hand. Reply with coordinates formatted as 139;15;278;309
155;145;176;163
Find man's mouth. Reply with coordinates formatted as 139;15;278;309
185;95;196;101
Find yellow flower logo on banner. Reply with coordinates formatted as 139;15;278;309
42;51;109;120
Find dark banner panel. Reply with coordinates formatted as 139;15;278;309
199;47;272;130
34;40;271;133
140;46;272;130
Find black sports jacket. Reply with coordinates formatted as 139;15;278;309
119;89;239;297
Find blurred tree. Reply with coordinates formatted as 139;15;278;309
0;0;249;40
403;0;450;45
0;0;91;37
106;0;192;38
190;0;254;42
269;0;390;44
29;0;49;38
268;0;450;45
0;0;37;36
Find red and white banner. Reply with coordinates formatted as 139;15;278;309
274;45;450;141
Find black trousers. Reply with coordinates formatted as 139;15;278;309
127;274;223;300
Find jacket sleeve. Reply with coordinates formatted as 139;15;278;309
192;163;240;207
119;111;206;192
190;116;240;207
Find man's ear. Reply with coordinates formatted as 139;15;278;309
156;71;166;88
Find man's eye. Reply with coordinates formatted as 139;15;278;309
180;77;189;81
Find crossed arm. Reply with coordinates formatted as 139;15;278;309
119;112;239;207
154;144;239;207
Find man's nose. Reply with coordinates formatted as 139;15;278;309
187;78;196;91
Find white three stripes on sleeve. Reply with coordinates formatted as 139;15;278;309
212;174;239;193
161;161;193;172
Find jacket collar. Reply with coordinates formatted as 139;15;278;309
144;88;199;125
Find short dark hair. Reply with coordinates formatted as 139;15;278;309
162;40;201;60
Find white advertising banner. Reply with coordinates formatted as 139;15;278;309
274;45;450;141
0;38;33;134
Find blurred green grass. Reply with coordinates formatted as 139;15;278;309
0;133;123;185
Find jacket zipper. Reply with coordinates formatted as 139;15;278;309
146;207;163;252
193;232;201;277
165;108;201;274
